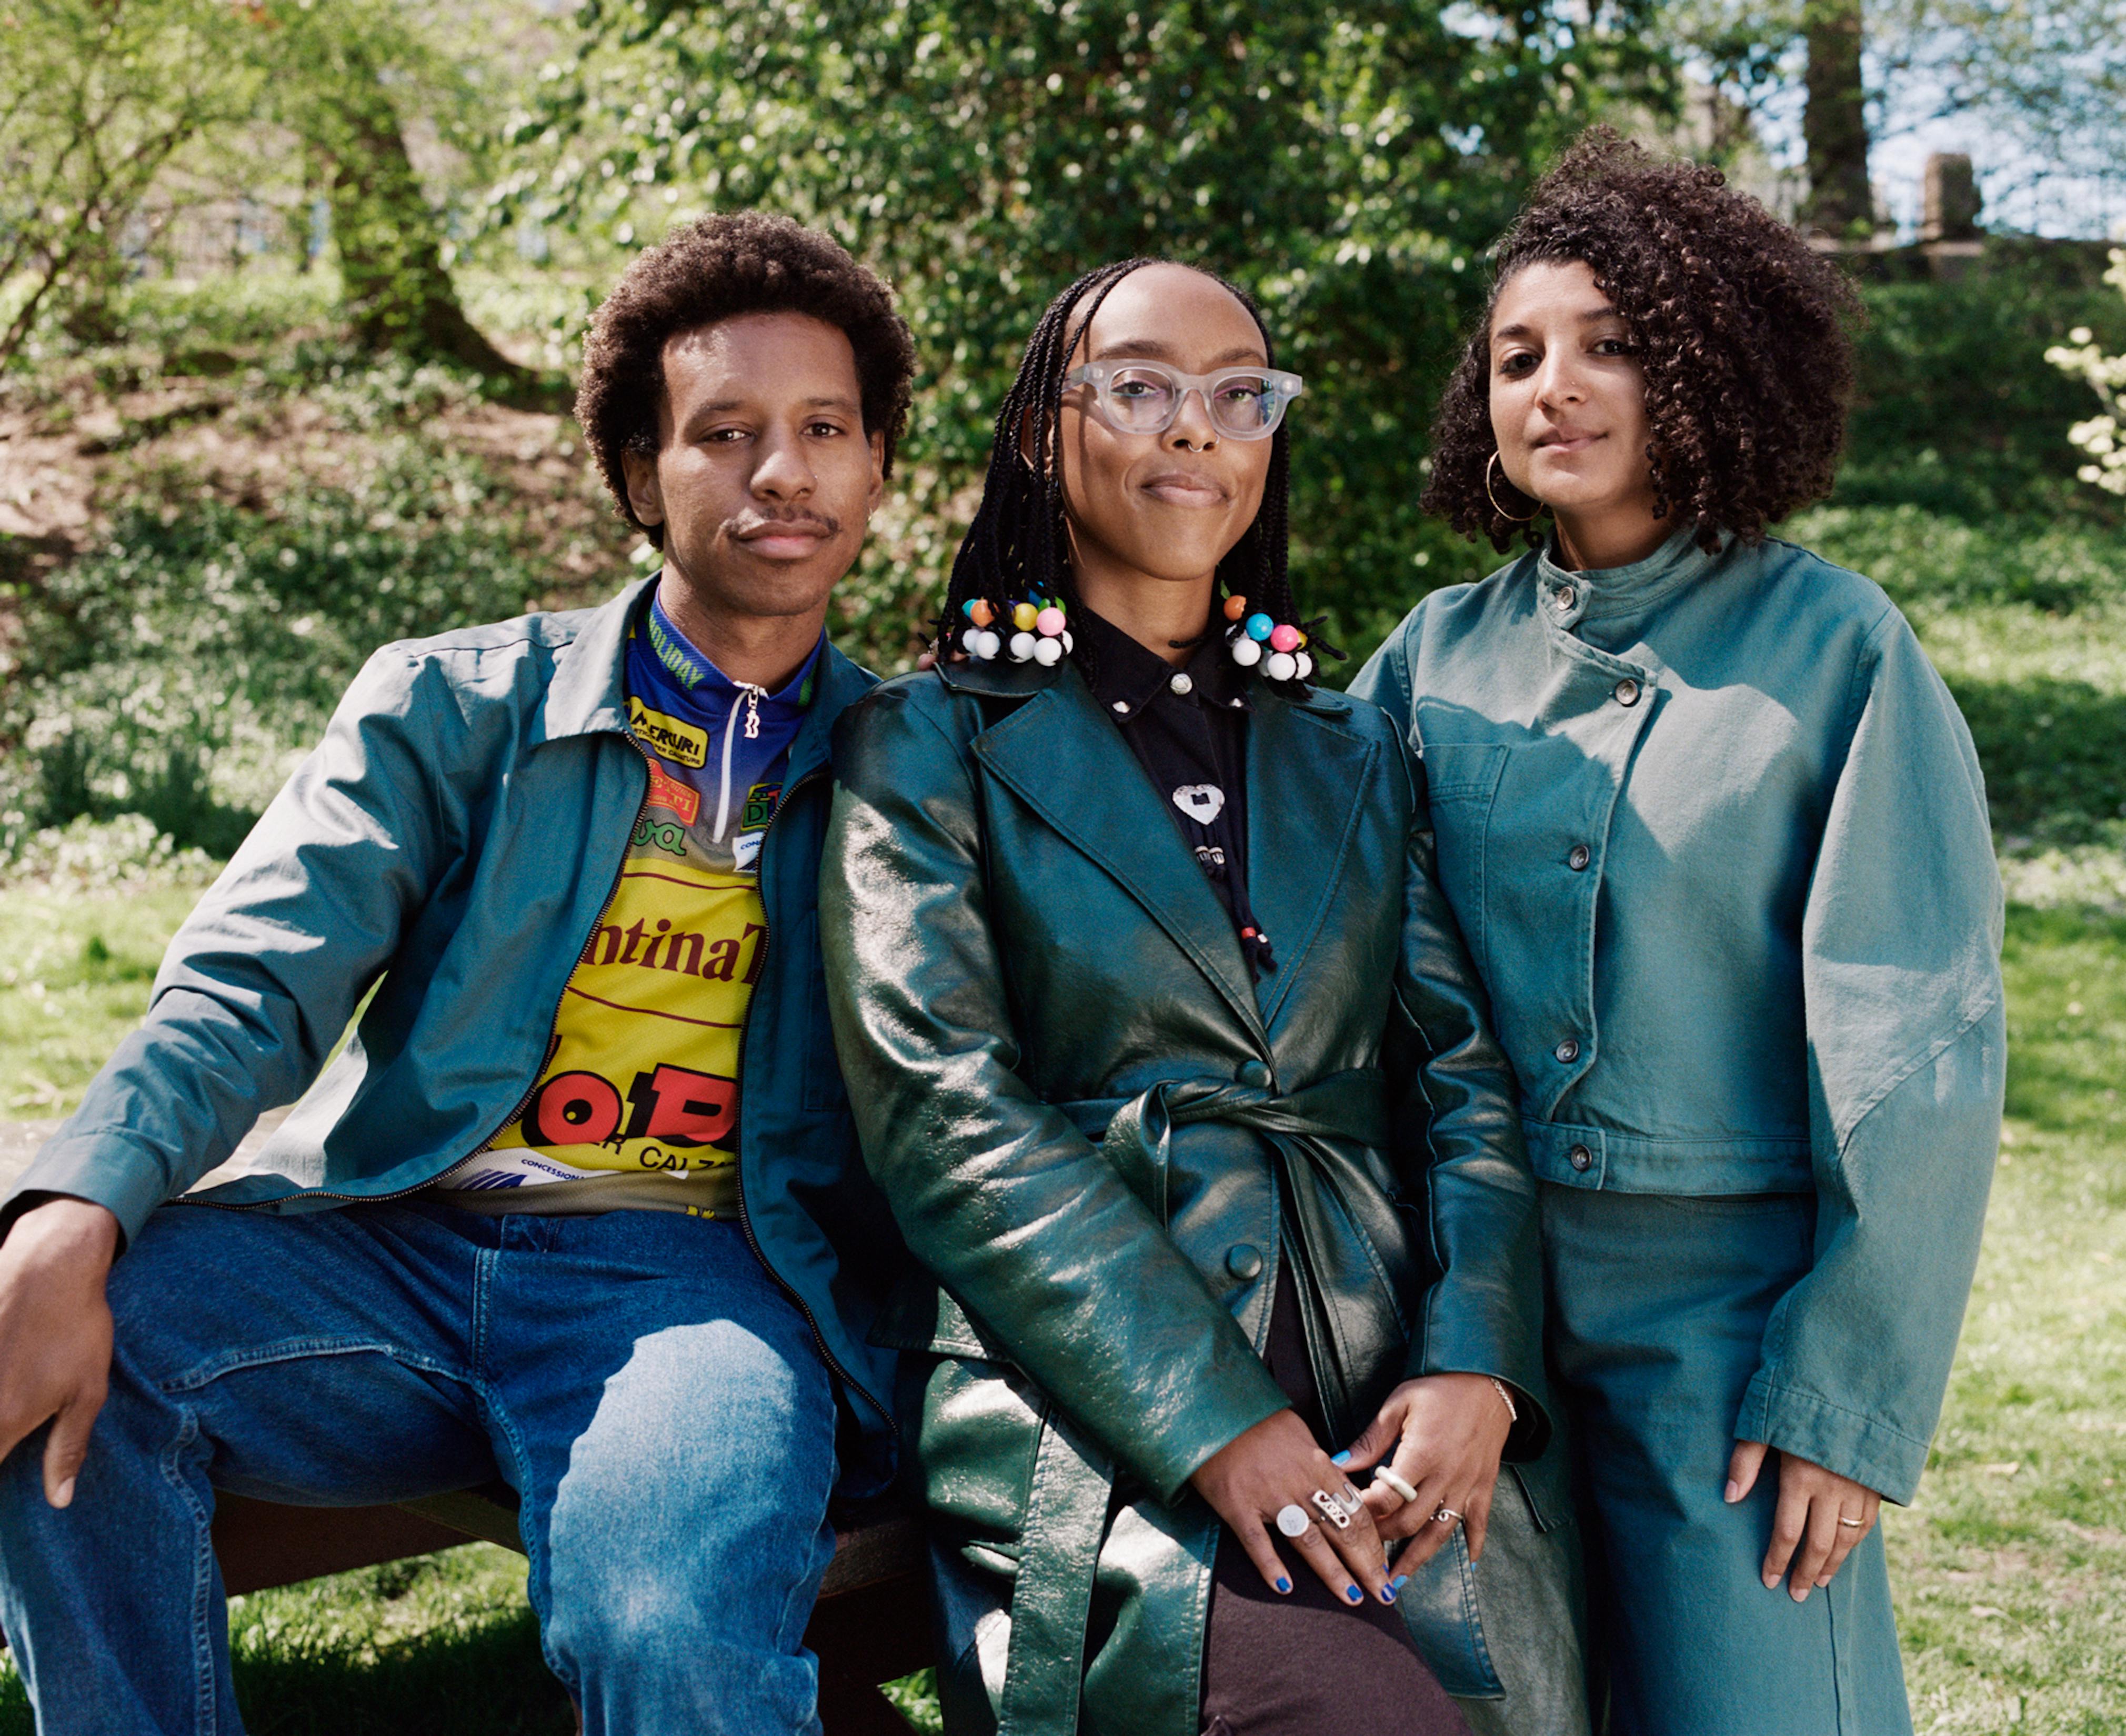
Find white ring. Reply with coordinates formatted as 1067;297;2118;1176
1275;1503;1312;1538
1372;1466;1420;1507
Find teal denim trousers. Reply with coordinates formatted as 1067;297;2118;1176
1541;1185;1912;1736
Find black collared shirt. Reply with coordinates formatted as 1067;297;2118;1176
1072;605;1274;974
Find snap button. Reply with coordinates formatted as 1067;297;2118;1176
1226;1243;1265;1281
1236;1058;1274;1089
1568;1143;1593;1173
1555;1038;1581;1065
1568;844;1591;872
1554;584;1577;611
1614;677;1641;707
1170;672;1195;697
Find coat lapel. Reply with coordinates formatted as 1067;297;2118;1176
974;673;1268;1047
1244;691;1380;1028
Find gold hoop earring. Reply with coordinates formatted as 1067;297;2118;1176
1486;451;1539;524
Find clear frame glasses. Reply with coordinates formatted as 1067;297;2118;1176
1062;359;1305;441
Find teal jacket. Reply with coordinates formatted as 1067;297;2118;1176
1349;528;2005;1503
3;578;902;1491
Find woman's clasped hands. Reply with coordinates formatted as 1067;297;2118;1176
1189;1372;1514;1610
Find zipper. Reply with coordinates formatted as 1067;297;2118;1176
714;683;768;840
728;760;897;1441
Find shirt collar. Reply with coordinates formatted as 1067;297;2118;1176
641;580;824;717
1071;602;1252;721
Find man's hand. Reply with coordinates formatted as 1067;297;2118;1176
1190;1408;1400;1607
1339;1373;1513;1567
1727;1439;1883;1601
0;1198;119;1507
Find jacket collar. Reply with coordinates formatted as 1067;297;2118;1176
968;659;1371;1045
1535;526;1726;633
533;575;875;766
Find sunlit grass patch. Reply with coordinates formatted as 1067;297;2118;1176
0;886;206;1116
1887;907;2126;1733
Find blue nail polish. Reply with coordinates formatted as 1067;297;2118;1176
1331;1451;1351;1466
1346;1584;1362;1603
1390;1574;1410;1592
1275;1576;1291;1593
1379;1584;1398;1604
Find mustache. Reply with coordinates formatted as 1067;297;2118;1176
728;510;841;538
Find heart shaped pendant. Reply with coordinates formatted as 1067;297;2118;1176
1172;784;1226;825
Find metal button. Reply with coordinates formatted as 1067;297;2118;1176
1614;678;1641;707
1555;584;1577;611
1568;1143;1593;1172
1227;1243;1265;1281
1169;672;1195;696
1568;844;1591;872
1111;701;1130;715
1555;1038;1581;1065
1236;1059;1274;1089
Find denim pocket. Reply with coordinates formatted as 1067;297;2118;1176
1416;741;1508;989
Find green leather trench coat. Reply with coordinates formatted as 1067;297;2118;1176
820;653;1549;1736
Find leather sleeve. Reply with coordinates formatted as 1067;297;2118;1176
819;682;1289;1503
1384;730;1551;1456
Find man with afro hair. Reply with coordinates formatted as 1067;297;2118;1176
0;212;917;1735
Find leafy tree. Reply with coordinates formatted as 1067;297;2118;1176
252;0;538;384
0;0;259;366
497;0;1666;664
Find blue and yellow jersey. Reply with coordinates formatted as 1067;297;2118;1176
433;590;821;1214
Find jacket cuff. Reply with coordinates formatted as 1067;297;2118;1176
1135;1359;1293;1506
1736;1372;1932;1506
1;1132;171;1251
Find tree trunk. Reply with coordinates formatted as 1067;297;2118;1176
1801;0;1872;236
314;54;538;389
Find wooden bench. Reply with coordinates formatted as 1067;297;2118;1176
210;1484;933;1733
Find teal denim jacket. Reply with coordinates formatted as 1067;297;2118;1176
1349;529;2005;1502
2;579;903;1490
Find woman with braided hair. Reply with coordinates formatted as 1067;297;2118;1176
821;259;1585;1735
1350;129;2004;1733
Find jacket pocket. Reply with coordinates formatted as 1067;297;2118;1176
909;1352;1047;1559
1416;741;1508;990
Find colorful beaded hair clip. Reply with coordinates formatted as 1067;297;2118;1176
958;596;1075;665
1221;594;1313;683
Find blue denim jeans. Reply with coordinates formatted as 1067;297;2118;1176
0;1200;839;1735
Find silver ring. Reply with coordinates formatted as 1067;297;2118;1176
1431;1504;1463;1527
1275;1503;1312;1538
1373;1466;1420;1507
1310;1488;1355;1530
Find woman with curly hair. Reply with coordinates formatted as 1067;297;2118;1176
1349;130;2005;1733
823;258;1586;1735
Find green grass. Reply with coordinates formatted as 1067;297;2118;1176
0;887;212;1116
1888;908;2126;1734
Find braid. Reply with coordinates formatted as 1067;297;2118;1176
936;258;1329;682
